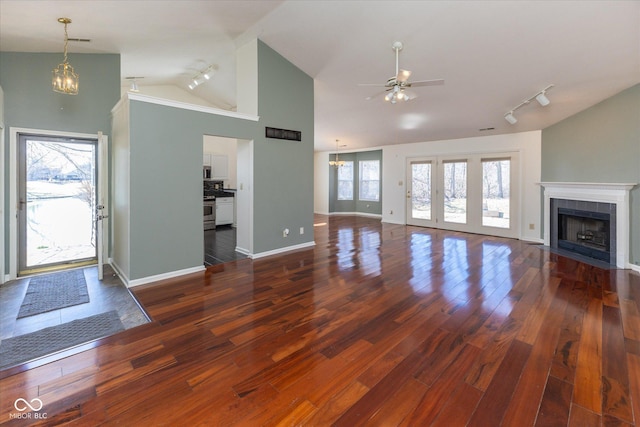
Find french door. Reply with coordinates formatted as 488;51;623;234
18;134;99;275
407;152;519;238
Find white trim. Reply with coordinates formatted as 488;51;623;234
329;212;383;219
521;237;544;244
540;182;637;269
630;263;640;274
8;127;104;281
249;241;316;260
382;219;406;225
114;93;260;122
122;265;206;288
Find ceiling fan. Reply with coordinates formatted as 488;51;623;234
359;41;444;103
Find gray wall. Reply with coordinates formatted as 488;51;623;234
0;52;121;271
124;40;314;280
127;101;258;279
254;41;315;253
329;150;383;215
541;84;640;265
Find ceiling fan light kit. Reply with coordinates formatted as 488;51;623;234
504;84;554;124
52;17;79;95
359;41;444;104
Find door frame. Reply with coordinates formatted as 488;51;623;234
405;151;520;239
8;127;108;280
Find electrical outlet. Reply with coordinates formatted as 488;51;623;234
529;223;535;230
390;210;393;215
283;228;289;238
300;227;304;235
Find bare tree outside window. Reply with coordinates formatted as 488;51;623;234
359;160;380;202
482;159;510;228
337;161;354;200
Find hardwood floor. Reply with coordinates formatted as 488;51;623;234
204;225;247;266
1;214;638;426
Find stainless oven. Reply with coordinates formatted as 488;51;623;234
204;197;216;230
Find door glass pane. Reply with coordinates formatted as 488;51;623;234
26;140;96;267
411;162;432;220
482;159;510;228
443;161;467;224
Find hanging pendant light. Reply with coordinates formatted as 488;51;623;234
329;139;346;167
52;18;79;95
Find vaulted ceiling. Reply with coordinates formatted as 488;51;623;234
1;1;638;151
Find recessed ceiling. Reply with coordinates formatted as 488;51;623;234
1;1;638;151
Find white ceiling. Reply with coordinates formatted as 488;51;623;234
1;1;638;151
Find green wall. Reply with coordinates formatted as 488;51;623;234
254;41;315;253
0;52;121;271
541;84;640;265
127;101;259;279
125;40;314;280
329;150;383;215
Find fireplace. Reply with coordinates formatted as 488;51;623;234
555;204;613;263
540;182;635;269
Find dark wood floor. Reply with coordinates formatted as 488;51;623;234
1;215;638;426
204;225;247;266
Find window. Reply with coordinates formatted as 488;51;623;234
443;160;467;224
337;161;354;200
359;160;380;202
482;158;510;228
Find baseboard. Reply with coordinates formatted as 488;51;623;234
114;264;206;288
250;241;316;260
521;236;544;244
629;263;640;273
329;212;382;219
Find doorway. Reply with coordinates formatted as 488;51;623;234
406;152;519;238
17;134;98;275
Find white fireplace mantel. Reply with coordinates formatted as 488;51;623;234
539;182;636;268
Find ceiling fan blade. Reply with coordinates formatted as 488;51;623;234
358;83;389;87
397;69;411;83
403;89;418;100
407;79;445;88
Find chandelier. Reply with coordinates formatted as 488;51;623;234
329;139;346;167
52;18;79;95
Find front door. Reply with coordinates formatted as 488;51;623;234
18;134;98;275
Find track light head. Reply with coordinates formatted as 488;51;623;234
505;112;517;125
536;92;550;106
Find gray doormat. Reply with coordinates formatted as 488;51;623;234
17;269;90;318
0;311;124;370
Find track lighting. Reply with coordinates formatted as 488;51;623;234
536;92;550;106
504;84;554;125
188;64;217;90
125;76;143;93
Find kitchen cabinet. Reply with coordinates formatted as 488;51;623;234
216;197;234;226
203;153;211;166
210;154;228;179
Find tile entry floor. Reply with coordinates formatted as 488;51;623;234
0;264;149;342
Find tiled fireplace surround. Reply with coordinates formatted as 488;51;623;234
541;182;635;269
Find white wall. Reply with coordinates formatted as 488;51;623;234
110;98;131;280
314;151;330;214
203;135;238;189
314;131;542;242
120;85;221;109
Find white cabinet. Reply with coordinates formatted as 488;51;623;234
210;154;228;179
216;197;234;226
203;153;211;166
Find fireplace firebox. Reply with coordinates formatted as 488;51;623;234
557;208;610;262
